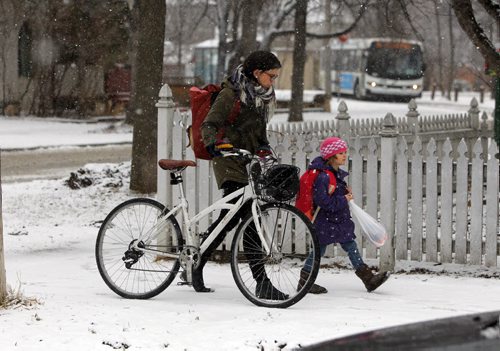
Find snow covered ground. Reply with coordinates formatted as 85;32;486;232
272;90;495;123
1;92;499;350
0;91;494;151
0;116;132;151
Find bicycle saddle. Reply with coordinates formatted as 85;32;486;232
158;159;196;171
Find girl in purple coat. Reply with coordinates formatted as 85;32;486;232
298;137;389;294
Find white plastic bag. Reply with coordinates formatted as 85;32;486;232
348;201;388;247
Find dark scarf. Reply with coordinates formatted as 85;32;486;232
229;64;276;121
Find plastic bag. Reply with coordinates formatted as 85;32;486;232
348;201;388;247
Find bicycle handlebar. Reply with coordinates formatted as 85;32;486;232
221;148;253;158
222;148;277;162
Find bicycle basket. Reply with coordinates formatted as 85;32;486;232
254;164;300;202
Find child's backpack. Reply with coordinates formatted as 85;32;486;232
295;169;336;222
187;84;240;160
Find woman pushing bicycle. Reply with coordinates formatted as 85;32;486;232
187;51;286;299
96;49;321;308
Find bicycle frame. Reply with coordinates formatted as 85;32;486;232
131;155;275;266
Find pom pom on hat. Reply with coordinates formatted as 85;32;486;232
320;137;348;160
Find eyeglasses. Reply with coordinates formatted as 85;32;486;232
263;72;279;81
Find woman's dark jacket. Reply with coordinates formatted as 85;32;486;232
201;78;270;188
310;156;356;245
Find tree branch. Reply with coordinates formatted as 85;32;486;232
451;0;500;74
477;0;500;21
396;0;424;42
270;0;370;40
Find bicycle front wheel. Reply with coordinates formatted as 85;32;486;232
230;202;320;308
96;198;183;299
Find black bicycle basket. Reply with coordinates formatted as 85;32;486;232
253;164;300;202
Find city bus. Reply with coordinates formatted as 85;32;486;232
321;38;425;100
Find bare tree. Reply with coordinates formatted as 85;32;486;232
165;0;211;66
323;0;333;112
434;0;445;95
446;3;455;100
450;0;500;144
260;0;298;50
228;0;265;71
215;0;232;82
287;0;369;122
451;0;500;75
289;0;308;122
128;0;166;193
0;150;6;304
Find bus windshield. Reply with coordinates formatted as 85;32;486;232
366;43;424;80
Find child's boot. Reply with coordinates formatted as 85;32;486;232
355;264;390;292
297;269;328;294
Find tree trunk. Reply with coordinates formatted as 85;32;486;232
446;4;455;100
216;0;231;82
451;0;500;75
323;0;332;112
289;0;307;122
129;0;166;193
434;0;444;95
0;150;7;304
228;0;262;71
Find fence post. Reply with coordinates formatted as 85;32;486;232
406;99;419;135
468;97;480;130
0;149;7;303
379;113;398;272
156;84;175;207
335;100;351;141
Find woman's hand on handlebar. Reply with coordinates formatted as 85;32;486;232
206;139;234;158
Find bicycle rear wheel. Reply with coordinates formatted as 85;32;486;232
230;202;320;308
96;198;183;299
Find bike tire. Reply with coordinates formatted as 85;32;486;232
230;202;320;308
96;198;183;299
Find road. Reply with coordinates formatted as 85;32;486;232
1;144;131;183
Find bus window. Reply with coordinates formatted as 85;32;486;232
366;44;424;80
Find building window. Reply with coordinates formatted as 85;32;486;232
18;22;33;77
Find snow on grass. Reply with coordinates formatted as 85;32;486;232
2;163;500;350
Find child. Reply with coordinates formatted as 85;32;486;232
298;137;389;294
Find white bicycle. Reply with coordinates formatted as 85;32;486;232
95;149;321;308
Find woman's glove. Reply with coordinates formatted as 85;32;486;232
206;139;234;158
206;143;222;158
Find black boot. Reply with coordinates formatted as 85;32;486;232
355;264;390;292
179;268;212;292
255;278;289;300
191;268;212;293
297;269;328;294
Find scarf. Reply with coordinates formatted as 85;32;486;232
229;64;276;121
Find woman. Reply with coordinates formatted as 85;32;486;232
186;51;286;299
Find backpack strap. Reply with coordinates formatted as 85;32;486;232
217;89;241;140
324;170;337;195
227;99;241;125
311;169;337;223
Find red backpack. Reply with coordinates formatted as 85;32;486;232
295;169;336;222
187;85;241;160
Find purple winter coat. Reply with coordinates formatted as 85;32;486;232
309;156;356;245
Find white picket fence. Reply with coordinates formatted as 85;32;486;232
157;84;499;270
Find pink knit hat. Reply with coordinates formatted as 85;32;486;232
320;137;348;160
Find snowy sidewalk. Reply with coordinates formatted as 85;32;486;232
2;168;500;350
